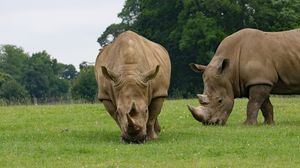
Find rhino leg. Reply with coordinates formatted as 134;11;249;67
147;97;164;140
102;100;120;128
154;119;161;133
261;98;274;124
244;85;272;125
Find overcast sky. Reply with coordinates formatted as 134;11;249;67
0;0;124;69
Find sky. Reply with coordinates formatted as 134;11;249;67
0;0;124;69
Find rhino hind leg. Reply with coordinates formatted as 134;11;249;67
261;98;275;124
147;98;164;140
244;85;272;125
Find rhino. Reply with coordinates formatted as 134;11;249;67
188;28;300;125
95;31;171;143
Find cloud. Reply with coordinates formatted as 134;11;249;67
1;1;123;34
0;0;124;69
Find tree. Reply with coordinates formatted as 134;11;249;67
97;23;129;46
0;45;28;82
71;64;97;102
0;79;29;104
0;72;29;104
22;51;71;102
0;44;80;104
98;0;300;98
62;64;77;80
0;72;14;86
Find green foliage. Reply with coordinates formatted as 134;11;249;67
0;45;79;104
0;79;29;104
98;0;300;98
245;0;300;31
22;51;70;100
0;67;30;104
62;64;77;80
48;78;69;99
71;64;97;102
0;72;14;86
0;45;28;82
97;23;129;46
0;98;299;167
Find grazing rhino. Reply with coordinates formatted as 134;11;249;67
95;31;171;143
188;28;300;125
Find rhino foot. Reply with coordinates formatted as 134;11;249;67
243;119;258;125
146;132;158;141
263;120;275;125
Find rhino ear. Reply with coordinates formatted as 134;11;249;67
101;66;119;82
217;58;230;75
189;63;206;73
143;65;160;82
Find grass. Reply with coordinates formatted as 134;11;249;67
0;97;299;167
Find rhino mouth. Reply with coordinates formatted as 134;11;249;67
121;134;146;144
202;119;226;126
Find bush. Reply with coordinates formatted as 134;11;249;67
0;80;30;104
71;66;97;102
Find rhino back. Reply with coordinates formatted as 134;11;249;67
218;28;300;96
95;31;171;101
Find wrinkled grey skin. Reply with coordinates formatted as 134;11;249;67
188;58;234;125
188;28;300;125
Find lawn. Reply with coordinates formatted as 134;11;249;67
0;97;299;168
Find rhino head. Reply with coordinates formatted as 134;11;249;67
188;58;234;125
101;65;160;143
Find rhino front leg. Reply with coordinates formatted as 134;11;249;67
154;118;161;133
244;85;272;125
261;98;274;124
147;97;164;140
102;100;120;128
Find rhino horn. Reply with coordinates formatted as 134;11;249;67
197;94;210;105
131;102;136;110
127;113;136;126
129;102;137;116
187;105;206;123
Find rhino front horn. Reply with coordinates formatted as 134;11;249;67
127;114;136;126
187;105;207;123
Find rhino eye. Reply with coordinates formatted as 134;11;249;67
218;98;223;104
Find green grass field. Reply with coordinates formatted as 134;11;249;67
0;97;299;168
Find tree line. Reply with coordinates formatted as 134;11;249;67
0;45;97;105
98;0;300;98
1;0;300;104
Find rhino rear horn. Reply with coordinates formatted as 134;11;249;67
187;105;206;123
197;94;210;105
